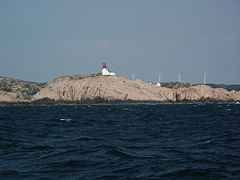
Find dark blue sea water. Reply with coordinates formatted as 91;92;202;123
0;104;240;180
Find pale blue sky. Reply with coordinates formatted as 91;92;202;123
0;0;240;84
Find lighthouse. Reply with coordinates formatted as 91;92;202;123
101;62;116;76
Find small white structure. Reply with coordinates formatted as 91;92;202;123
156;82;161;87
101;62;116;76
156;74;161;87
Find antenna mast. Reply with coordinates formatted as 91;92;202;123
178;74;181;82
204;73;207;84
158;74;161;82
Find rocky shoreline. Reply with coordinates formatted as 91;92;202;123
0;74;239;106
0;99;236;106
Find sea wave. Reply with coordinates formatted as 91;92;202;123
0;104;239;179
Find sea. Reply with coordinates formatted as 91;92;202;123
0;104;240;180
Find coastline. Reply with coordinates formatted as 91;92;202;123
1;75;240;106
0;98;237;106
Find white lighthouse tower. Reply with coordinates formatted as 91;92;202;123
101;62;116;76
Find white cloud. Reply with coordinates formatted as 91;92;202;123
97;38;109;47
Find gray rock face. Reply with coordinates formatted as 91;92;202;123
176;85;240;102
32;75;176;102
32;75;240;102
161;82;196;89
0;77;47;101
0;91;23;102
1;74;239;103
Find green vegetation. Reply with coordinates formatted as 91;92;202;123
207;84;240;91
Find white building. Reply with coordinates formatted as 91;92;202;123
101;62;116;76
156;82;161;87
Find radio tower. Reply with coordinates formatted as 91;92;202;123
178;74;181;82
204;73;207;85
156;74;161;87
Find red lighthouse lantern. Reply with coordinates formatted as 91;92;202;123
102;62;108;69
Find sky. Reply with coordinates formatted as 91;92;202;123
0;0;240;84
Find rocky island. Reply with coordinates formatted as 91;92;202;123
0;74;240;105
0;76;47;103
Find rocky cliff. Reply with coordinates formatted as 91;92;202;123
176;85;240;102
32;75;175;102
0;77;47;102
0;74;239;104
32;74;240;103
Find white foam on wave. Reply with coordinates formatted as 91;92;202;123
204;139;214;144
198;139;215;145
59;118;72;122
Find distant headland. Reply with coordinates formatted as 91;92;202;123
0;73;240;106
